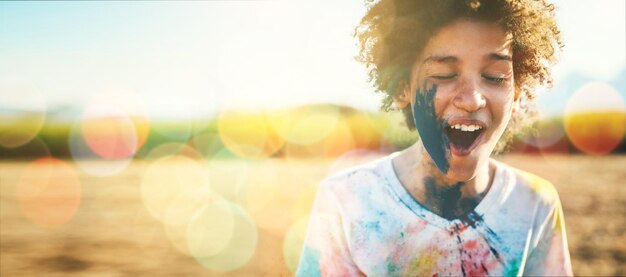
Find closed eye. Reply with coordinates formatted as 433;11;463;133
482;74;506;84
431;74;457;81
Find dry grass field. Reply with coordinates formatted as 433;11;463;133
1;154;625;276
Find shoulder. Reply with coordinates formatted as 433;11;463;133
315;154;395;209
320;154;391;190
493;160;562;209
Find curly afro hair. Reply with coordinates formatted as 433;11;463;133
355;0;563;149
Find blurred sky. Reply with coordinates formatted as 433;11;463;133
0;0;624;119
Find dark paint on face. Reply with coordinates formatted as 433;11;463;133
404;19;516;182
412;83;450;174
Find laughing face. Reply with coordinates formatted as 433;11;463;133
396;19;518;182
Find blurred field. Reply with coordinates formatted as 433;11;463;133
1;154;625;276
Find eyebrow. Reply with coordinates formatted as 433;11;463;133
488;53;512;61
421;55;458;65
421;52;512;65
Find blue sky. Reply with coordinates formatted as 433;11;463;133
1;0;624;119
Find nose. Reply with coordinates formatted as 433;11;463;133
453;78;486;112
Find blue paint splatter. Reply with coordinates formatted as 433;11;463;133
412;82;450;173
365;220;382;234
296;245;322;277
458;211;507;264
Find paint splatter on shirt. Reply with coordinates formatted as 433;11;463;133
296;153;573;276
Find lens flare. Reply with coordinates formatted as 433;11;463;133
283;217;310;273
218;110;284;159
564;82;626;155
16;158;81;228
0;76;46;148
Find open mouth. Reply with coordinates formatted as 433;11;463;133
445;123;484;155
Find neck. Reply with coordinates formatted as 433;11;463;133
392;143;494;219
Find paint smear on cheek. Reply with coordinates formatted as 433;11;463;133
412;83;450;173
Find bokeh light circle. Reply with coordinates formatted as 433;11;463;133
291;183;318;223
16;157;81;228
564;82;626;155
192;133;226;159
186;200;236;258
518;118;567;149
140;155;211;223
143;142;204;161
244;163;293;235
81;89;150;158
328;149;383;175
68;121;132;176
0;136;51;158
282;118;357;160
193;202;258;272
81;108;139;159
206;149;251;202
283;217;309;273
162;184;212;227
344;113;383;151
218;110;284;160
162;198;233;258
322;119;357;158
268;106;340;145
0;76;46;148
277;161;323;201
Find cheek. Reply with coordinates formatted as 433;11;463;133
488;92;516;131
494;92;515;116
432;86;456;115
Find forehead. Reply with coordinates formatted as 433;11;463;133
419;19;513;62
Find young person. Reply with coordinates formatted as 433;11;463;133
297;0;573;276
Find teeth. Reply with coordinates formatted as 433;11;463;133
451;124;482;132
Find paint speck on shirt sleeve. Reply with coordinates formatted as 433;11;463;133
296;245;322;277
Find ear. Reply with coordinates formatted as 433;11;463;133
512;87;521;113
393;83;412;109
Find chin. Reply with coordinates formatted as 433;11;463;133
444;151;487;182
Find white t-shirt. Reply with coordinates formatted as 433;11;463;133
297;153;573;276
